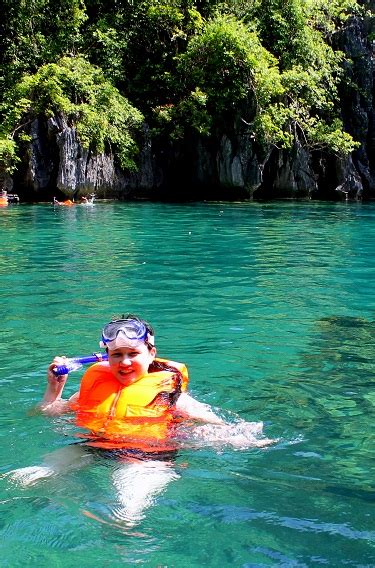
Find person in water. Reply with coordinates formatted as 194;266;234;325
8;314;273;525
41;314;226;427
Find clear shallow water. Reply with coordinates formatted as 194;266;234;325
0;201;374;567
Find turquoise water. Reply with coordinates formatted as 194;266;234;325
0;201;374;567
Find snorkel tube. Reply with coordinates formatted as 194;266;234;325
52;352;108;376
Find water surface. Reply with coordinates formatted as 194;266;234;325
0;201;374;566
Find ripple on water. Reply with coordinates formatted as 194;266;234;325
0;201;374;566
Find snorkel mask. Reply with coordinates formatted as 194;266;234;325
100;317;155;349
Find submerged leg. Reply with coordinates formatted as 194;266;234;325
111;459;179;526
6;444;93;487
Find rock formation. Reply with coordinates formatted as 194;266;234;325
12;17;374;202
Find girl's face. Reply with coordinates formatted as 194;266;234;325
107;341;156;386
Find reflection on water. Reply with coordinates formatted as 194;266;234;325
0;201;374;566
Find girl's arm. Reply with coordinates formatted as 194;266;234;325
37;357;78;416
174;392;225;424
175;392;275;448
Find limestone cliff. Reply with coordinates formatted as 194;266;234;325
12;17;374;202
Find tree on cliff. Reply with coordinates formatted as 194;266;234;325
0;56;143;175
152;13;357;156
0;0;371;196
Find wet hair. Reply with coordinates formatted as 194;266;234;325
148;359;183;406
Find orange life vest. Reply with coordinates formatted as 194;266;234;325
72;358;188;452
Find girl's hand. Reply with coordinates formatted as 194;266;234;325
39;356;71;413
47;356;68;389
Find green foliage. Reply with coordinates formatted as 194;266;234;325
0;0;368;175
252;0;349;71
281;63;342;113
308;118;360;153
240;0;360;154
88;24;128;84
174;12;358;155
0;138;19;174
215;0;258;20
153;88;212;139
1;56;144;171
177;16;283;118
255;103;359;154
252;60;359;154
305;0;365;35
85;0;205;110
0;0;87;91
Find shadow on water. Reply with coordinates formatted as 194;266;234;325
263;315;375;500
